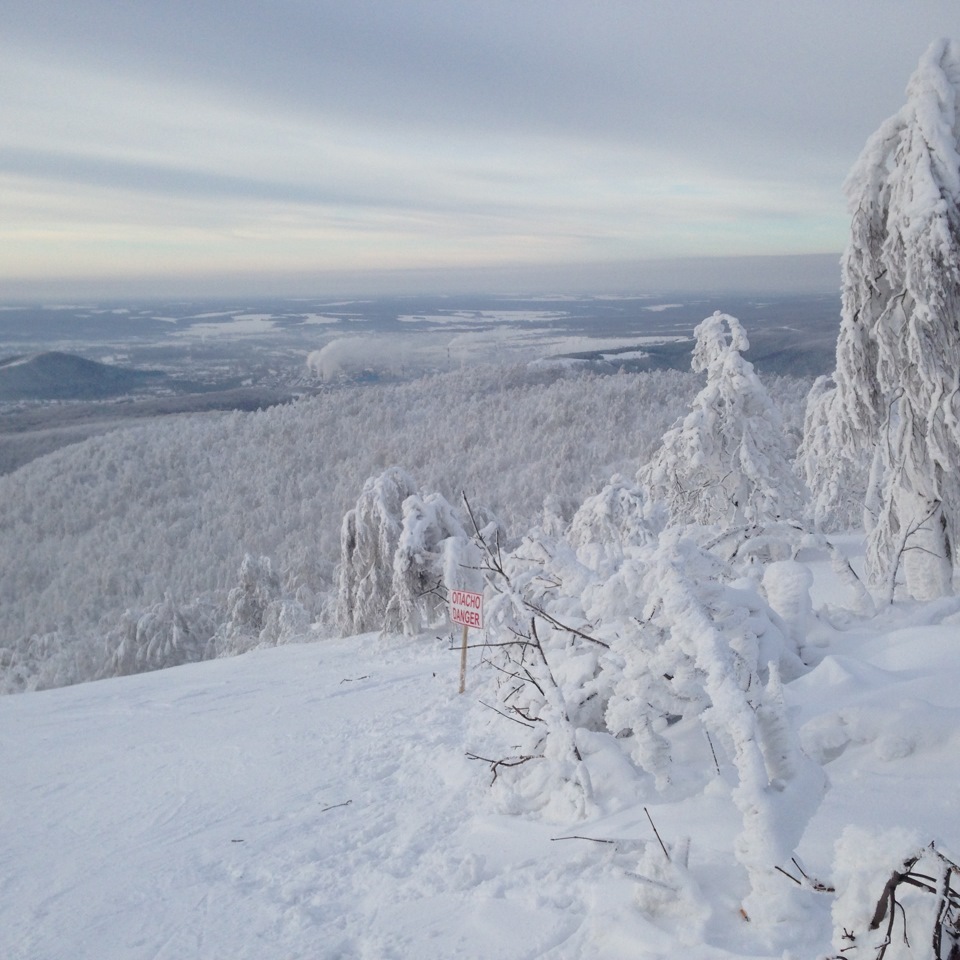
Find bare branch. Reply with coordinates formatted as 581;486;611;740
551;835;616;845
477;699;537;729
465;750;541;784
644;806;671;862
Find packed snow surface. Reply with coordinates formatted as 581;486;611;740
4;568;960;958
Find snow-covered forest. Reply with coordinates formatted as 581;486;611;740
0;363;811;692
5;38;960;960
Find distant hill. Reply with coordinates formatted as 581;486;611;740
0;352;167;401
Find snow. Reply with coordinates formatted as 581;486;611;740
0;634;653;959
397;310;568;324
5;554;960;959
299;313;341;325
599;349;651;361
178;317;279;337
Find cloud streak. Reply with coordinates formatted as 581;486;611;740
2;0;958;296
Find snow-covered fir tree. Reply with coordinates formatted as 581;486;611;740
640;312;804;527
802;39;960;599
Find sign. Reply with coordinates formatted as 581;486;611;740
450;589;484;630
451;588;483;695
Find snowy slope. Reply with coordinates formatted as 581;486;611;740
5;581;960;959
2;633;642;960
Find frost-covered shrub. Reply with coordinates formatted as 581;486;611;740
472;506;822;925
602;535;804;785
613;535;821;925
468;525;605;821
640;312;805;527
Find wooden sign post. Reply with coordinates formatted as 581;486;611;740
450;589;484;694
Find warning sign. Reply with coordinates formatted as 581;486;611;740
450;589;484;630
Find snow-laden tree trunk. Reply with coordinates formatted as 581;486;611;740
803;39;960;599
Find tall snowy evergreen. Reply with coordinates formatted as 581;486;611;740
640;312;803;527
802;39;960;599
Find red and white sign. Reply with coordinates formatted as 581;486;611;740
450;589;484;630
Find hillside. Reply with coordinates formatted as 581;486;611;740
0;351;167;401
0;364;813;693
3;574;960;959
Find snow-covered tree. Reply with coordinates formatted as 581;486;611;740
207;554;308;657
108;594;217;677
565;474;665;574
335;467;419;635
640;312;804;527
225;555;281;633
796;374;870;532
603;535;821;925
388;491;468;635
603;535;805;783
803;39;960;600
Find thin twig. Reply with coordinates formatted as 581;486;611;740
704;728;721;775
458;641;537;649
790;857;835;893
624;871;678;893
524;602;611;648
465;750;541;783
551;835;616;844
478;699;537;728
775;865;802;886
644;806;670;862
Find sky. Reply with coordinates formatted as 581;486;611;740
2;1;959;299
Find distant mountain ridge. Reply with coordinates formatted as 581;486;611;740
0;351;167;401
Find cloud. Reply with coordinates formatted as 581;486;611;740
307;336;419;380
1;1;958;294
